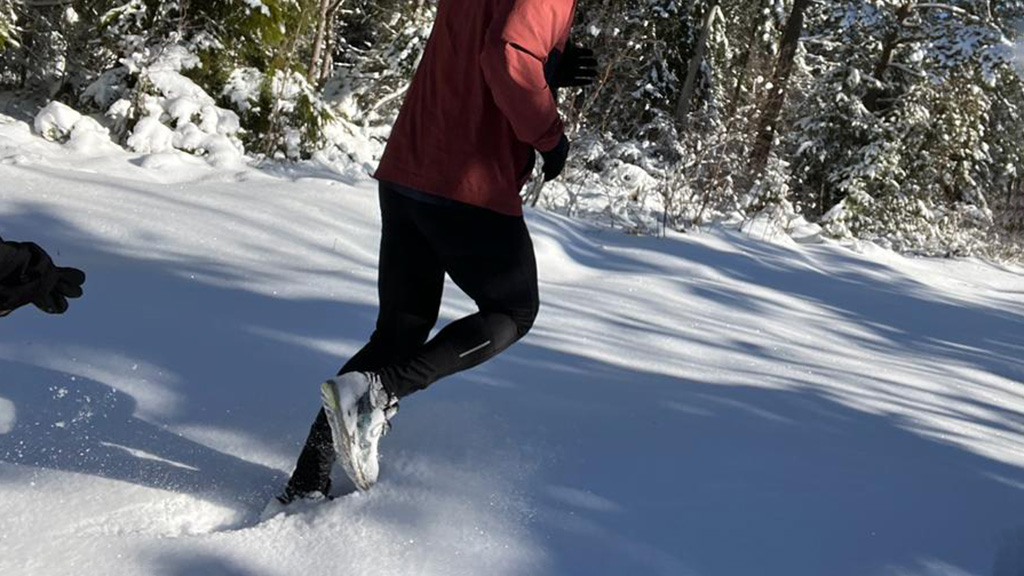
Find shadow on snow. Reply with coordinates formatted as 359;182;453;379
0;196;1022;574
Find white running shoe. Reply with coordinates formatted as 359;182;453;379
320;372;397;491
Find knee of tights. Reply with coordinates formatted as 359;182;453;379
511;302;539;339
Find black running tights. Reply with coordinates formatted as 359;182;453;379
287;182;539;493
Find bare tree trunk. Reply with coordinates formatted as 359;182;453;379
310;0;344;85
863;2;914;112
18;20;31;89
308;0;331;82
318;0;344;84
675;0;718;130
319;30;333;84
748;0;811;181
725;12;762;121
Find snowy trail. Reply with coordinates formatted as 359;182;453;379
2;116;1024;575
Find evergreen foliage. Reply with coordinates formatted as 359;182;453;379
0;0;15;51
0;0;1021;259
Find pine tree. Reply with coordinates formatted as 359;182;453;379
324;0;436;125
0;0;1020;256
0;0;15;51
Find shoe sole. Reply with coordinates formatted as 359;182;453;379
321;379;373;491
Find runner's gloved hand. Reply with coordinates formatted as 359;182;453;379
539;134;570;182
544;40;598;90
0;241;85;316
33;265;85;314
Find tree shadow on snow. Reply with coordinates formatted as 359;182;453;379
530;211;1024;389
441;341;1024;576
0;362;284;510
0;204;381;519
150;551;273;576
0;189;1022;575
409;211;1024;575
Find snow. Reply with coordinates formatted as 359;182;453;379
127;115;176;154
32;102;122;158
1015;37;1024;81
0;396;14;434
2;113;1024;575
240;0;271;17
78;45;247;164
33;101;85;142
224;68;264;113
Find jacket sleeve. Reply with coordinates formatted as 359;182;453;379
479;0;572;152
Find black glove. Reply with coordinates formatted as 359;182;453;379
539;134;570;182
0;242;58;315
544;40;598;90
33;266;85;314
0;241;84;316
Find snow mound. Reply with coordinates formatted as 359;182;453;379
740;211;799;247
33;101;83;141
127;116;176;154
85;45;246;166
33;101;121;156
787;215;825;244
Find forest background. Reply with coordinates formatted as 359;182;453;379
2;0;1023;260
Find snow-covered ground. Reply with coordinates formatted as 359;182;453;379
1;113;1024;576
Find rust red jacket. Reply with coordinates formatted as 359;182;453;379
373;0;577;216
